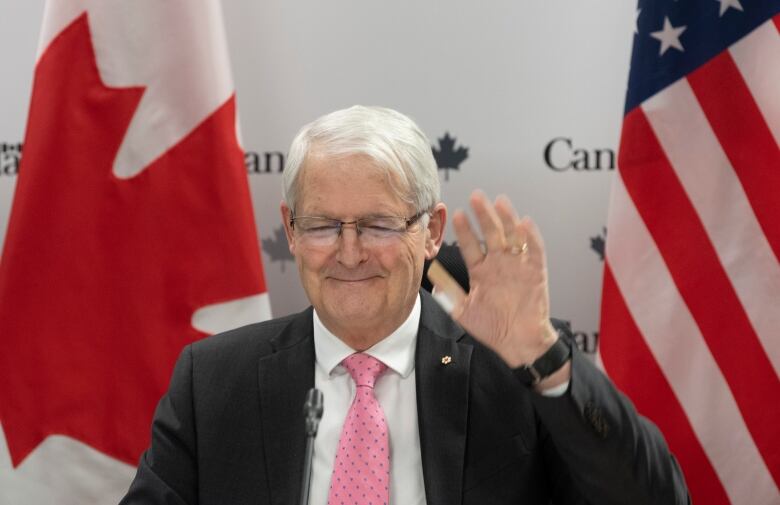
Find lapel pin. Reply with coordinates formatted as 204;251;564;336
441;355;452;365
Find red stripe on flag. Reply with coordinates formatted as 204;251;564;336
618;108;780;486
687;51;780;262
600;264;729;505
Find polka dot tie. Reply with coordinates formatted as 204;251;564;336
328;353;390;505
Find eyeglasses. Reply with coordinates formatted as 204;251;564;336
290;210;429;247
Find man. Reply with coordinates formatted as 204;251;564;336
121;106;689;504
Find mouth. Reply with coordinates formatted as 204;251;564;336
327;275;380;284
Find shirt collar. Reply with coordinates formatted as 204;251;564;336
313;294;420;379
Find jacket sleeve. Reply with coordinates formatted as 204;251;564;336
531;346;690;505
119;345;198;505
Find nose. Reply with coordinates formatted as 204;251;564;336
335;225;368;267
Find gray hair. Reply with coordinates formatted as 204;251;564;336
282;105;440;214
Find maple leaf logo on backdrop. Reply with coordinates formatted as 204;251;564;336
432;132;469;181
0;14;264;466
590;227;607;261
262;225;294;272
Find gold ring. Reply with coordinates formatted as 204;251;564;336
508;242;528;255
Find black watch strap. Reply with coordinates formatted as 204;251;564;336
513;329;572;387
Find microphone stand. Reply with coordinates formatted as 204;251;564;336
299;388;324;505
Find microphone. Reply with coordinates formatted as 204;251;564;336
299;388;324;505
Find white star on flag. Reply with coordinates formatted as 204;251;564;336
650;16;687;55
718;0;744;17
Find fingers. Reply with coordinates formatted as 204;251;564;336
514;216;546;266
470;191;506;253
452;210;483;269
427;260;467;317
494;194;547;261
495;194;522;249
453;190;545;266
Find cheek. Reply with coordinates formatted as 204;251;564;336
379;242;425;283
296;247;331;276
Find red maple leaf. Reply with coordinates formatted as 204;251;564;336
0;14;266;466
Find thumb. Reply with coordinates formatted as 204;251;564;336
427;260;467;316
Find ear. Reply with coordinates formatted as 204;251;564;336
280;201;296;256
424;202;447;260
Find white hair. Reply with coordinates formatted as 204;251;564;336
282;105;440;214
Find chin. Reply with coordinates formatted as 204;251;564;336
320;286;384;326
324;277;380;299
329;291;382;318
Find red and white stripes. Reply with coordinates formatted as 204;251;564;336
601;15;780;505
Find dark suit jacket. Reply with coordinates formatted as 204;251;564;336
121;290;688;505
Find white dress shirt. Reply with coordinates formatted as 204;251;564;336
309;294;427;505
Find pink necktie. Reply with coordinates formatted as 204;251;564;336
328;353;390;505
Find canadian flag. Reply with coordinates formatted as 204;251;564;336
0;1;271;503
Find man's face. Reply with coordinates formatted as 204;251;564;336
281;152;445;348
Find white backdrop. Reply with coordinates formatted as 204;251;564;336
0;1;634;354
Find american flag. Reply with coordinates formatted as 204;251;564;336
599;1;780;504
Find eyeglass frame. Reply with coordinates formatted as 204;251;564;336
288;209;431;244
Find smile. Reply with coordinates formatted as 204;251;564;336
328;276;379;283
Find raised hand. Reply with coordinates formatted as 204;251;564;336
431;190;559;369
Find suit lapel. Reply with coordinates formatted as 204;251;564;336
416;291;472;505
257;309;315;505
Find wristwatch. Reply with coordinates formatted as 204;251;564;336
513;324;572;386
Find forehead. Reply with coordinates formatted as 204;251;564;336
297;153;411;216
